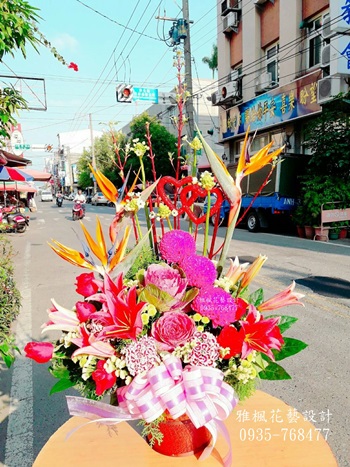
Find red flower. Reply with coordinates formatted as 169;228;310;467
92;360;116;396
68;62;78;72
240;311;284;360
24;342;54;363
94;274;145;340
75;272;99;297
217;326;245;359
75;301;96;322
235;297;248;320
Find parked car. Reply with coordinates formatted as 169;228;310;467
41;190;53;202
91;192;113;206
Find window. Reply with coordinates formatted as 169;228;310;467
307;17;322;68
266;43;279;84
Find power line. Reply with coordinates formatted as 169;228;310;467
75;0;162;42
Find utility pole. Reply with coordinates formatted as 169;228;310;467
182;0;195;141
156;1;195;141
89;113;97;194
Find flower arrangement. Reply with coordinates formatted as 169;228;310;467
24;53;306;463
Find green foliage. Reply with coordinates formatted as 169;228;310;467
272;337;308;361
258;361;291;380
0;0;41;60
298;98;350;225
139;413;166;447
0;235;21;367
202;44;218;79
227;376;257;402
125;245;158;280
128;112;178;180
248;288;264;307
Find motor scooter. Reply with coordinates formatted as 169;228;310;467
72;201;84;221
56;194;63;207
0;205;29;233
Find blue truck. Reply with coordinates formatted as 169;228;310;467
205;155;303;232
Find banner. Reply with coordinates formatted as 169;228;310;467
222;71;322;140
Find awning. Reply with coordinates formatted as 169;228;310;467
0;182;37;193
19;168;52;181
0;149;32;167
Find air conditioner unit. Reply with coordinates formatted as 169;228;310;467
317;77;343;105
221;81;239;101
321;45;330;67
322;15;335;39
223;11;239;34
211;91;220;105
255;72;272;93
221;0;242;16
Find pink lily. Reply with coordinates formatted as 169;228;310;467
90;273;145;340
41;299;79;333
72;334;116;359
225;256;249;286
258;281;305;312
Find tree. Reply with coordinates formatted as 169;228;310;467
0;0;76;140
202;44;218;79
77;130;128;189
127;112;177;181
296;94;350;226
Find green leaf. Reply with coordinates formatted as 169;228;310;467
50;378;76;395
273;337;308;361
248;288;264;307
266;315;298;333
49;365;71;379
258;362;291;380
252;352;270;371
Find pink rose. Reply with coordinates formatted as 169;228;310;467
152;312;196;351
144;264;187;310
75;272;99;297
24;342;54;363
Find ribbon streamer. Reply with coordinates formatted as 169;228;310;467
66;357;238;466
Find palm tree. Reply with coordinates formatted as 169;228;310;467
202;44;218;79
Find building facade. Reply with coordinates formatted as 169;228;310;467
215;0;350;163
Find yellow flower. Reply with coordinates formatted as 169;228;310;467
158;203;172;219
188;136;203;151
200;171;216;191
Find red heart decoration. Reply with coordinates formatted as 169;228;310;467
158;176;224;225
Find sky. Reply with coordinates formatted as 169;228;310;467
0;0;218;170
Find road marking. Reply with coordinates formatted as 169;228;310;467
4;242;34;467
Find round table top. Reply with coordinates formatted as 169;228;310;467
33;390;337;467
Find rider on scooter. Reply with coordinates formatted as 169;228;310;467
56;191;64;206
74;189;86;214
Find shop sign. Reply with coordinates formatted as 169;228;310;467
222;71;321;140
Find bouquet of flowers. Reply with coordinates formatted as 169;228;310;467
24;54;306;464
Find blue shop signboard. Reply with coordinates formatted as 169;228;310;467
222;71;322;140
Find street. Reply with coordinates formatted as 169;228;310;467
1;199;349;467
